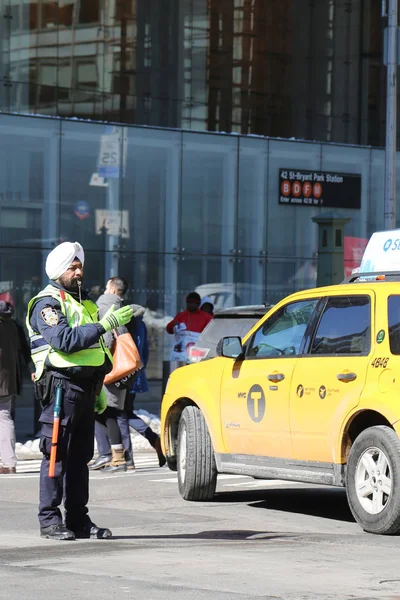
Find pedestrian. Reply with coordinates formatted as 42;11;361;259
166;292;212;335
200;295;214;316
90;279;165;470
166;292;213;364
26;241;133;540
0;301;21;474
13;319;34;422
93;277;144;473
119;313;166;468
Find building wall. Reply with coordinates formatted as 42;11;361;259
0;0;388;146
0;112;395;378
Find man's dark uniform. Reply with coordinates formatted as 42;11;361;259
28;281;110;536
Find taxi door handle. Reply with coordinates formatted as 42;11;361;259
337;372;357;383
267;373;285;383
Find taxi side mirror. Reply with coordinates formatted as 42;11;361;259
216;336;244;359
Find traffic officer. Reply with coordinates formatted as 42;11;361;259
26;241;133;540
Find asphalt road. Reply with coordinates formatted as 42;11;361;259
1;455;400;600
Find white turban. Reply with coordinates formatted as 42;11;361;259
45;242;85;280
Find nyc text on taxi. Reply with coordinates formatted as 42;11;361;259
161;231;400;535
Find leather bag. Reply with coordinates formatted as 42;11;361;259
104;331;143;386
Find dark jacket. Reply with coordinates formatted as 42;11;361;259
130;317;149;394
0;302;20;397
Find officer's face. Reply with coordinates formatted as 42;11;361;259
58;260;83;292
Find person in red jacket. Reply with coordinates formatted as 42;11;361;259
166;292;212;335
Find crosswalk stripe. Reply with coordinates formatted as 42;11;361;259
15;453;160;474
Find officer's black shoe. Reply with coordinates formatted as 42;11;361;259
40;524;75;541
89;454;111;470
73;523;112;539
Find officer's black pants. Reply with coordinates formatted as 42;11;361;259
38;377;95;529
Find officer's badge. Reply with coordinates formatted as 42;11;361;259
41;307;59;327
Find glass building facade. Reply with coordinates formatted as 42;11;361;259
0;0;389;146
0;112;394;379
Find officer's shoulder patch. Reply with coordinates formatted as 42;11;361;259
40;306;59;327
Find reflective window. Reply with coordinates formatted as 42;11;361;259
79;0;101;25
388;296;400;355
0;0;385;144
247;300;318;359
76;60;97;89
0;114;60;248
180;132;237;255
59;121;118;260
41;1;73;28
197;316;262;352
121;127;180;255
311;296;370;355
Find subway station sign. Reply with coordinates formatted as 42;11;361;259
279;169;361;209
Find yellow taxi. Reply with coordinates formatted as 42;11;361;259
161;230;400;535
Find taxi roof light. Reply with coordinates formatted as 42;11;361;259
340;229;400;284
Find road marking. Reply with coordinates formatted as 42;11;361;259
15;454;160;475
224;479;303;488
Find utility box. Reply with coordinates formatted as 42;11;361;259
312;212;351;287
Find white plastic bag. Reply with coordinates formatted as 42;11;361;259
170;325;200;362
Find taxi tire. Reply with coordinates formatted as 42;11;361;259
166;456;177;472
177;406;217;501
346;425;400;535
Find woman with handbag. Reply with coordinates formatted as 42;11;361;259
93;277;144;473
116;314;166;469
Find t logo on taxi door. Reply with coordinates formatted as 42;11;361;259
247;384;266;423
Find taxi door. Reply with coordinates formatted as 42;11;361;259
220;298;319;458
290;293;373;462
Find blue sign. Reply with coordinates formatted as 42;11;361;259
383;239;392;252
98;165;119;178
74;200;90;221
383;238;400;252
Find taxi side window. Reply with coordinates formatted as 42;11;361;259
247;300;318;359
388;295;400;354
310;296;370;356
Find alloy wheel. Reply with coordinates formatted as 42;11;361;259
355;446;392;515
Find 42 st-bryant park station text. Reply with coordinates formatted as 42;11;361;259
279;169;361;209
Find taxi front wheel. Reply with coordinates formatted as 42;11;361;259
346;426;400;535
177;406;217;501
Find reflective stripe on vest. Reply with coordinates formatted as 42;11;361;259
26;284;111;381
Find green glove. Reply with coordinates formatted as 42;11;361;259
95;388;107;414
99;305;134;332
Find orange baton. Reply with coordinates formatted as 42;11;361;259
49;382;63;478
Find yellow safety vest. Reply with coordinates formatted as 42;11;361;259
26;284;112;381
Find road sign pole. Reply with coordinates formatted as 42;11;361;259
384;0;398;230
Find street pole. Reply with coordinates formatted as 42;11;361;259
384;0;398;230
